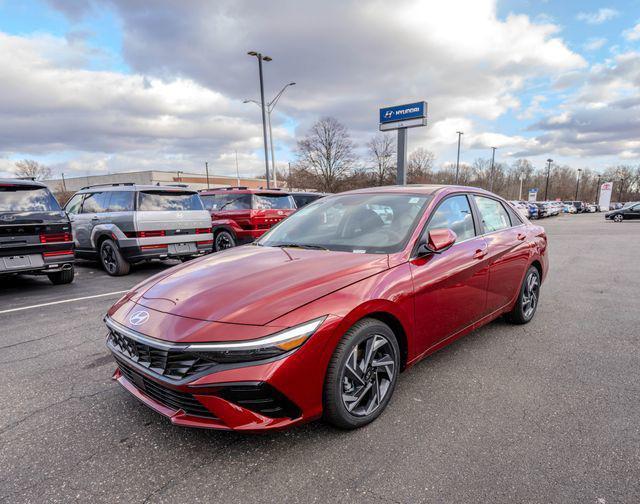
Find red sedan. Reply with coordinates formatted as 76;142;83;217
105;185;548;431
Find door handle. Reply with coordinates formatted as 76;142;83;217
91;216;100;221
516;233;526;241
473;248;487;259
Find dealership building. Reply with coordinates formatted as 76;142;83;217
42;170;279;193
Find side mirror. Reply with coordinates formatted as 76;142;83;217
417;228;457;256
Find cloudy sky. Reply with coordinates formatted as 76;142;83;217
0;0;639;180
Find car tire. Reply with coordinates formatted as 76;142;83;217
47;265;75;285
214;230;236;252
506;265;541;324
323;318;400;430
99;239;130;276
613;214;623;222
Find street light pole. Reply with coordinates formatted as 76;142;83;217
455;131;463;184
574;168;582;201
518;175;524;201
489;146;497;192
544;159;553;200
205;161;210;189
247;51;272;188
595;174;601;203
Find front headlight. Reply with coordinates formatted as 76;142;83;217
185;316;327;363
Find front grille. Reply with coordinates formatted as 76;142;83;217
118;363;216;419
108;328;215;380
220;383;301;419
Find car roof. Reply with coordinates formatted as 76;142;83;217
0;178;47;188
340;184;496;198
76;184;196;193
199;187;291;196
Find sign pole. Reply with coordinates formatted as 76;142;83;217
397;128;407;185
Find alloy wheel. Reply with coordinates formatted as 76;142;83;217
101;243;117;274
613;214;623;222
522;270;540;320
215;232;234;251
340;334;396;417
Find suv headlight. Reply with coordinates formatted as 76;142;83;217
185;316;327;363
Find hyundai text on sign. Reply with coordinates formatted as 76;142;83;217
379;101;428;131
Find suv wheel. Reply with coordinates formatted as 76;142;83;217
613;214;623;222
100;239;130;276
507;266;540;324
48;265;75;285
214;230;236;252
323;318;400;429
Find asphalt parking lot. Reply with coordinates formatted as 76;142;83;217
1;213;639;504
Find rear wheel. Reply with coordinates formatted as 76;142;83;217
613;214;623;222
214;230;236;252
507;266;540;324
323;318;400;429
48;265;75;285
99;239;130;276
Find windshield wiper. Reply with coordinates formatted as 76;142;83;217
273;243;329;251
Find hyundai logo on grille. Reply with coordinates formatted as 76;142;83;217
129;310;150;326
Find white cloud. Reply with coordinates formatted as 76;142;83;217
623;23;640;41
577;8;619;25
584;37;607;51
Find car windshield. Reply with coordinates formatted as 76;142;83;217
0;185;61;212
253;194;296;210
137;191;204;211
258;192;430;254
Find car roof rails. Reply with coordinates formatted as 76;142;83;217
258;186;281;190
162;183;189;188
80;182;136;190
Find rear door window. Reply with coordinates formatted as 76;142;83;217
253;194;296;210
473;196;512;232
0;185;61;212
81;192;109;213
138;191;204;211
425;194;476;242
107;191;135;212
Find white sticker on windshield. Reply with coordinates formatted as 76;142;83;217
409;197;419;204
352;249;366;254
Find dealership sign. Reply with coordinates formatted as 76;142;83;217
528;188;538;202
379;101;428;131
598;181;613;211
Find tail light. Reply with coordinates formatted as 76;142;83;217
39;231;72;243
125;230;166;238
43;250;73;257
196;228;212;234
140;244;168;250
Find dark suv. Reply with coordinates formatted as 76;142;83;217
0;179;74;284
200;188;296;251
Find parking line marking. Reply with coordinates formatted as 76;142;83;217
0;290;128;315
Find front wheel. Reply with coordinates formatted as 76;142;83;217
214;230;236;252
99;239;130;276
506;266;541;324
613;214;623;222
323;318;400;429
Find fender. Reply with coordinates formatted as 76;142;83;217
90;223;127;249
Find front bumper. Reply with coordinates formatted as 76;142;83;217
106;314;341;431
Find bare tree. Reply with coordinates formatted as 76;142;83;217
14;159;52;180
367;134;395;185
407;147;435;183
296;117;355;193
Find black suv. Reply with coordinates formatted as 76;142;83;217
0;179;74;284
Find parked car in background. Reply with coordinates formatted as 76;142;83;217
290;191;328;208
509;200;529;220
64;183;212;276
562;202;577;213
200;187;297;251
105;184;548;431
525;202;538;219
605;202;640;222
0;178;75;284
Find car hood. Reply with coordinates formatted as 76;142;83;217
132;245;389;326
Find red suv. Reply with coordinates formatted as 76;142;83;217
106;185;548;431
200;188;296;251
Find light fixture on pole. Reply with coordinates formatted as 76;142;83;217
247;51;272;188
489;146;497;192
544;159;553;200
455;131;463;184
244;82;296;188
